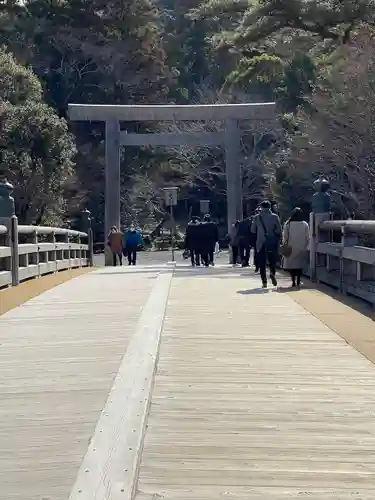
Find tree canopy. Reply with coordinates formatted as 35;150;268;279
0;0;374;231
0;49;76;224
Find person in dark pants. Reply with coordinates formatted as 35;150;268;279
238;216;252;267
196;220;209;267
229;221;241;265
185;217;201;266
251;201;282;288
252;208;261;272
107;226;123;266
124;225;143;265
253;250;259;273
202;214;219;266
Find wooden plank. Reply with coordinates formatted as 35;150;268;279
136;489;375;500
120;132;223;147
68;103;276;122
68;270;173;500
0;267;160;500
135;270;375;499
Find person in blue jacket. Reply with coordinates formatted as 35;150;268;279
124;225;143;265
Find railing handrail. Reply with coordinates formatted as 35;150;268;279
0;217;93;289
310;212;375;306
319;220;375;234
17;225;88;238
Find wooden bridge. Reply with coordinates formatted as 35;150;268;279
1;257;375;500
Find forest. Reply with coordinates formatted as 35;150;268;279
0;0;374;238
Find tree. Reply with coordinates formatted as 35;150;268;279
194;0;374;47
0;49;76;224
192;0;374;112
158;86;278;215
0;0;172;234
272;27;375;219
159;0;222;102
0;0;170;113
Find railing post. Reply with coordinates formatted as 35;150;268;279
340;224;359;294
0;180;19;286
67;232;72;269
10;215;19;286
309;212;316;281
31;229;40;278
309;212;330;283
47;232;56;273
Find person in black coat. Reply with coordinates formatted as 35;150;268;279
185;217;202;266
237;216;253;267
202;214;219;266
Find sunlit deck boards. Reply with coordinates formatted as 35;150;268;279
0;267;159;500
2;264;375;500
135;270;375;500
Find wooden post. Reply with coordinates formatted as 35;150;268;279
82;209;94;267
10;215;19;286
105;120;121;266
224;119;242;234
311;212;331;283
309;212;316;281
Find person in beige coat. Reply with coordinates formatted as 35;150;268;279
282;208;310;287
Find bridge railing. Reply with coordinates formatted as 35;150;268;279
309;213;375;306
0;216;93;288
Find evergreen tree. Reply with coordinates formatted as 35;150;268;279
0;0;171;234
0;49;76;224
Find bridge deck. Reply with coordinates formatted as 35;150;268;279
1;263;375;499
0;267;160;500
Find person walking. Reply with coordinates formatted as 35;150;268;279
252;209;260;272
185;217;201;266
238;215;252;267
251;200;282;288
282;207;310;287
229;221;241;266
124;225;143;265
196;218;209;267
202;214;219;266
107;226;123;266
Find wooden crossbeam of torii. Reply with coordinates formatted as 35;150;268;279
68;103;276;265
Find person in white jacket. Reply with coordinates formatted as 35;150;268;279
282;207;310;287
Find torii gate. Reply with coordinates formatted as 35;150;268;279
68;103;275;264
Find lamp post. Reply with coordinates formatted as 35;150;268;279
163;187;178;262
81;209;94;267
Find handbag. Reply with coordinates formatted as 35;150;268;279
280;223;292;257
